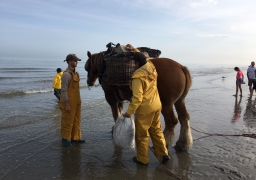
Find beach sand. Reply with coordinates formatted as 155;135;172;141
0;65;256;180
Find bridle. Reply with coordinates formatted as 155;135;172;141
86;52;105;90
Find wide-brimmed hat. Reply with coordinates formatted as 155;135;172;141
64;54;81;62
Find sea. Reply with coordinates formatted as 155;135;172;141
0;58;255;180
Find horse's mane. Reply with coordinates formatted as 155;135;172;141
91;51;104;68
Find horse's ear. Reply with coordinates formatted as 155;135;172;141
87;51;92;58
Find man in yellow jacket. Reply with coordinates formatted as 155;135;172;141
124;44;169;165
59;54;85;146
52;68;63;102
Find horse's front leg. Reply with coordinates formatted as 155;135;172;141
102;85;122;122
118;102;124;117
110;101;122;122
105;95;121;134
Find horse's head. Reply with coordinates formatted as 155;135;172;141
85;51;100;86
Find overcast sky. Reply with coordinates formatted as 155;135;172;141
1;0;256;65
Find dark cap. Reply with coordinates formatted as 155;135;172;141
64;54;81;62
133;52;146;62
56;68;62;72
133;52;147;67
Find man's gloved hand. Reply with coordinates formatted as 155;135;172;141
126;44;135;51
123;112;131;118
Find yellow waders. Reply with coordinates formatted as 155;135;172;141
59;71;82;140
135;108;168;164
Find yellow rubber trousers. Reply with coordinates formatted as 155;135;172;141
60;103;81;140
135;109;168;164
59;71;82;140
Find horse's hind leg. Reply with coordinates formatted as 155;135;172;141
162;105;179;149
174;99;193;151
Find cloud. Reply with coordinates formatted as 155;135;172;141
1;0;256;64
207;0;217;5
196;33;231;38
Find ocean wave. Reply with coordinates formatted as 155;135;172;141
0;68;48;70
0;89;53;98
0;70;53;73
80;84;88;88
0;77;19;80
0;76;87;81
80;83;101;88
84;100;107;109
0;76;51;80
0;85;100;98
24;89;52;94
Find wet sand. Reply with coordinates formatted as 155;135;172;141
1;67;256;180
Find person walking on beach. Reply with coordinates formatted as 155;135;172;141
233;67;244;97
247;61;256;99
59;54;85;146
252;77;256;94
123;44;170;165
52;68;63;102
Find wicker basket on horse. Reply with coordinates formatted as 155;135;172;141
105;55;137;86
137;47;161;58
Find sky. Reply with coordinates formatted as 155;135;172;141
0;0;256;65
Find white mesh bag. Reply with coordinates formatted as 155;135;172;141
113;116;135;149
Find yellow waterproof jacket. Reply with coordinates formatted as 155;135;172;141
126;60;161;115
52;72;63;89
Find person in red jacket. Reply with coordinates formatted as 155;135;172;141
233;67;244;97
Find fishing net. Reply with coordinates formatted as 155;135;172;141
104;46;161;86
105;55;137;86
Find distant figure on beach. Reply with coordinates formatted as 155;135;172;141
52;68;63;102
247;61;256;99
233;67;244;97
252;75;256;94
59;54;85;147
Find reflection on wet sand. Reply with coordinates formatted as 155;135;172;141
244;98;256;129
111;145;123;163
60;146;81;179
82;142;137;179
102;145;135;179
152;151;192;180
231;96;242;123
134;164;149;180
175;151;192;180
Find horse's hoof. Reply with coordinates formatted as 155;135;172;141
174;145;182;152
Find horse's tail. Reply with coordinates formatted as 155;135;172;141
180;66;192;99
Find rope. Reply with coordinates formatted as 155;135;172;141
149;146;182;180
191;127;256;139
147;127;255;180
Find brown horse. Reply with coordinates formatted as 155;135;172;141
85;51;193;151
